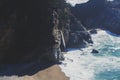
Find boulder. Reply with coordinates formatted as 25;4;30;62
89;29;97;34
71;0;120;35
91;49;99;54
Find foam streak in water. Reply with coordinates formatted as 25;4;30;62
59;30;120;80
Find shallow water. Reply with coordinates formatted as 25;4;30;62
60;30;120;80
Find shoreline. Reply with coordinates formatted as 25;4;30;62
33;65;69;80
0;65;69;80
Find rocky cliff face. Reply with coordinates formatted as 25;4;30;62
0;0;92;64
67;15;93;48
0;0;56;63
72;0;120;34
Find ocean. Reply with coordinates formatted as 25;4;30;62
60;30;120;80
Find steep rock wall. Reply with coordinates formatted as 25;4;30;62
72;0;120;34
0;0;92;64
0;0;55;63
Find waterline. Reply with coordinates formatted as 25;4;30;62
60;30;120;80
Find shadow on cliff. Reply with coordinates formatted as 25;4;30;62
0;61;60;76
0;0;57;77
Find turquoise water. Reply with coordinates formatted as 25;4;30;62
95;70;120;80
60;30;120;80
93;31;120;80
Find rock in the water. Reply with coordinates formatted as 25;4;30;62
89;29;97;34
91;49;99;54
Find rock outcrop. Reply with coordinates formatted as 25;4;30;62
0;0;93;64
89;29;97;34
91;49;99;54
0;0;67;63
71;0;120;34
67;15;93;48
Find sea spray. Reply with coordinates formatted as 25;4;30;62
59;30;120;80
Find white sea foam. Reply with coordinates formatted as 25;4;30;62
66;0;89;6
59;30;120;80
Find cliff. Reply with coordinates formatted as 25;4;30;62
72;0;120;34
0;0;92;64
0;0;59;63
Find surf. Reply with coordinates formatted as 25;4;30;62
59;29;120;80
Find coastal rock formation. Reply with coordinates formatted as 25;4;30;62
89;29;97;34
0;0;93;63
71;0;106;23
0;0;67;63
71;0;120;34
67;15;93;48
91;49;99;54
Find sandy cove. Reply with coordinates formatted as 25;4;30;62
0;65;69;80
